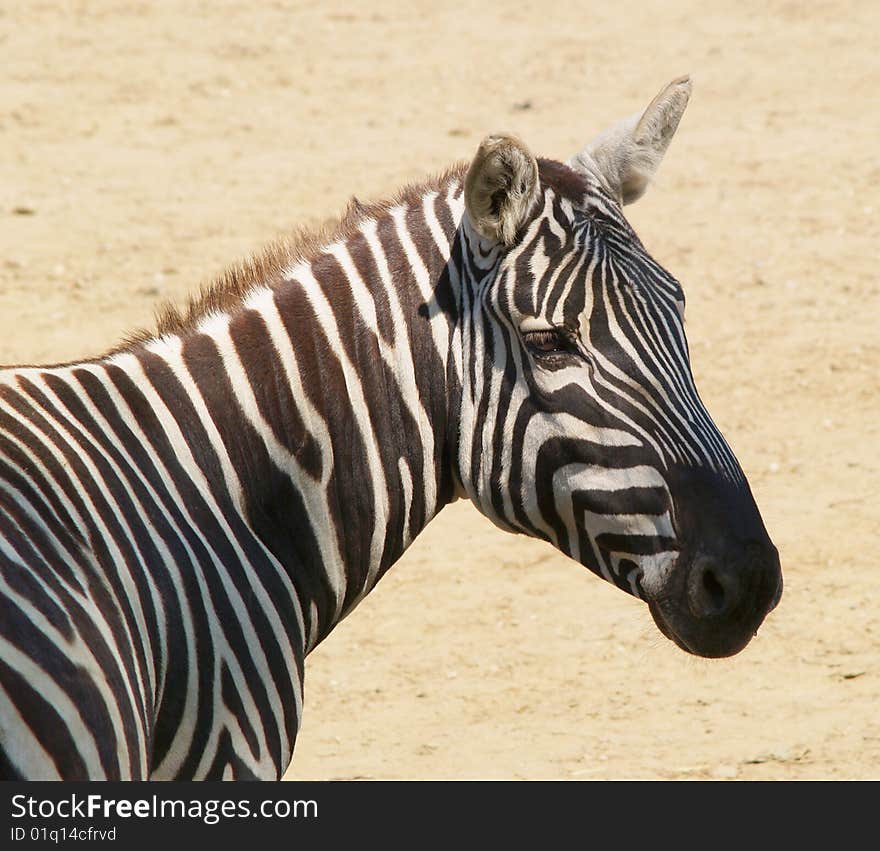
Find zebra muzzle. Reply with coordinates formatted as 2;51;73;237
644;544;782;658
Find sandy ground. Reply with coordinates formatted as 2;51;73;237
1;1;878;780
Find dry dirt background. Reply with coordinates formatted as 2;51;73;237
1;1;878;780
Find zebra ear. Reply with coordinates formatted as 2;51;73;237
465;134;539;245
568;75;692;205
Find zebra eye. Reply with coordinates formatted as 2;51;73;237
522;328;572;357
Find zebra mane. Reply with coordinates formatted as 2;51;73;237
118;164;469;351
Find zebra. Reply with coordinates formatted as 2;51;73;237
0;77;782;780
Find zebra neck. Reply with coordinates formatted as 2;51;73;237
114;182;468;649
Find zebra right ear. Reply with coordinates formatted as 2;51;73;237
568;76;692;205
464;134;539;245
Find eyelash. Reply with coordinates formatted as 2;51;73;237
522;328;577;359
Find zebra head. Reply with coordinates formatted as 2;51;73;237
455;77;782;658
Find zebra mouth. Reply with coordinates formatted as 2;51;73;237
646;597;757;658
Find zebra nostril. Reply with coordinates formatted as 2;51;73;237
687;556;739;619
702;568;725;611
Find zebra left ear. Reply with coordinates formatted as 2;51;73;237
465;134;539;245
569;75;692;205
